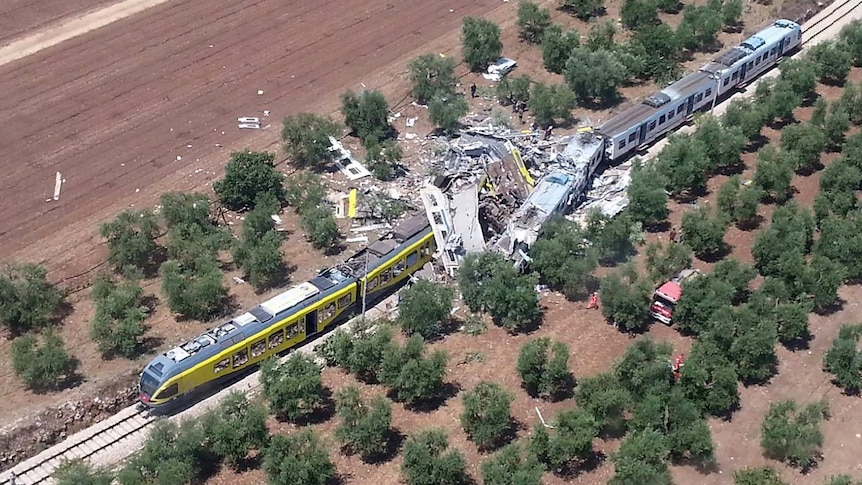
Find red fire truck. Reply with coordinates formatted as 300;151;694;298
649;269;701;325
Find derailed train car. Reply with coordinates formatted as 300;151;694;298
496;19;802;262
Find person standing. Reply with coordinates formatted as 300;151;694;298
470;83;477;98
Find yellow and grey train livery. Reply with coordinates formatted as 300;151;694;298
139;215;435;408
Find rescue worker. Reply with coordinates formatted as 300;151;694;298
470;83;477;98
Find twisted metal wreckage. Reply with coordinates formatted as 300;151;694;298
417;121;632;276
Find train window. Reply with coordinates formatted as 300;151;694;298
268;329;284;348
367;276;379;291
648;120;656;131
695;93;703;103
407;251;418;267
747;61;754;70
659;114;666;125
677;105;685;115
731;71;738;81
380;268;393;284
233;348;249;368
214;357;230;374
723;78;730;86
319;302;336;322
705;88;712;97
338;294;353;309
251;338;266;358
668;110;674;120
756;56;761;65
619;139;627;149
286;324;301;339
394;259;406;275
628;132;637;142
155;383;178;400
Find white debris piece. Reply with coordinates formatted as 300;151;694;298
328;136;371;180
238;123;261;129
271;214;283;225
350;223;391;233
238;117;260;124
405;117;416;127
52;171;62;200
482;57;517;81
257;89;264;95
346;235;369;244
263;110;271;117
405;133;418;140
233;277;245;284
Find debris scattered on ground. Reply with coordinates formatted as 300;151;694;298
52;171;63;201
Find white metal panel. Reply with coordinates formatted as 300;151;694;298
260;282;320;315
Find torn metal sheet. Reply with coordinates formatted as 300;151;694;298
328;136;371;181
449;182;485;254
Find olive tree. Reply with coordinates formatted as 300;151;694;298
480;443;543;485
379;335;448;404
99;209;160;275
823;324;862;393
761;399;830;470
516;1;551;43
0;263;65;335
200;391;269;468
408;54;457;103
541;25;580;74
281;113;340;169
462;17;503;71
460;381;514;450
398;280;454;339
401;429;468;485
530;407;600;472
11;330;78;391
335;385;393;460
213;150;285;210
516;337;573;400
90;274;147;359
260;353;324;422
264;430;334;485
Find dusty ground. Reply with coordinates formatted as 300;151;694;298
2;0;859;483
0;0;116;46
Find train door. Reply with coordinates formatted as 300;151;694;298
638;123;648;145
305;311;318;337
685;95;695;116
777;38;785;57
740;63;748;83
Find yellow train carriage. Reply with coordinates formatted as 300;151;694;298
139;216;435;408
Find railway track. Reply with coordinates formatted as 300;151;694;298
3;2;862;485
800;0;862;44
1;406;153;485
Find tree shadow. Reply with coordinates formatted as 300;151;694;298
695;244;731;264
740;360;778;387
365;428;406;464
675;456;721;474
744;133;770;153
327;472;349;485
405;382;462;413
644;220;672;233
781;332;813;352
814;297;845;316
578;96;623;111
711;402;741;422
293;387;336;426
767;117;797;130
553;451;607;478
141;245;169;278
714;160;746;177
795;161;825;177
233;454;263;473
324;240;348;257
735;215;764;232
251;261;297;295
671;185;708;204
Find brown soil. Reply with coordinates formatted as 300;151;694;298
2;0;860;483
0;0;117;46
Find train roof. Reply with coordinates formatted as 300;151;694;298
702;19;799;73
144;215;432;383
598;71;711;138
